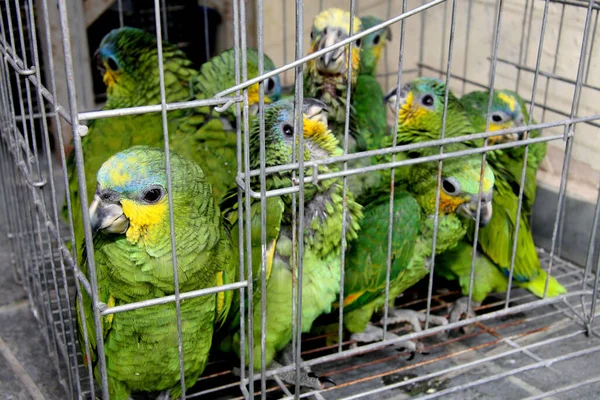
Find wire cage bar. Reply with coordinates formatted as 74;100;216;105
0;0;599;399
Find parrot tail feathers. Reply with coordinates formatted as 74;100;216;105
518;270;567;298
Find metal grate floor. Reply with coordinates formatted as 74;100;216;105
37;245;600;400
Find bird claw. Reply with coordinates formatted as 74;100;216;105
308;372;336;386
449;297;481;334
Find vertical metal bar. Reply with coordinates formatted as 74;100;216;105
282;0;288;86
203;0;210;62
418;0;427;76
461;0;474;95
55;0;110;395
584;10;598;84
582;183;600;322
381;0;407;341
255;0;268;397
117;0;124;27
438;0;448;79
425;0;458;330
239;0;254;395
467;0;504;318
515;0;535;90
337;0;357;353
231;0;247;393
152;0;187;397
505;0;550;308
161;0;168;41
540;4;566;125
548;0;595;307
292;0;304;396
384;0;392;95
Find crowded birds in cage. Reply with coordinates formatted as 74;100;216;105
57;5;574;400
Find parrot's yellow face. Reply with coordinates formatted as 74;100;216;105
91;151;172;245
307;8;363;82
487;92;525;144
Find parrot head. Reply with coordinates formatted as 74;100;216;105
245;49;282;108
251;98;338;169
409;148;495;227
385;77;474;142
95;27;191;105
90;146;209;244
461;89;529;144
358;16;392;75
308;8;363;80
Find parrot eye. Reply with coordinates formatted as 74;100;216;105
282;124;294;137
107;56;119;72
323;28;328;36
491;113;503;122
266;77;276;93
142;187;163;203
355;38;362;47
373;34;380;45
441;177;461;196
421;94;434;107
310;30;314;40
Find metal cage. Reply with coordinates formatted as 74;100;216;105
0;0;599;399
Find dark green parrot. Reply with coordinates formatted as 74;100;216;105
218;98;362;389
385;78;565;322
78;146;235;399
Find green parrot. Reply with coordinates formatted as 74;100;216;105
77;146;235;399
65;27;280;262
218;99;362;389
194;47;281;123
336;148;494;353
385;78;565;321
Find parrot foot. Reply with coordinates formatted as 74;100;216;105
274;344;336;389
449;297;481;334
155;391;170;400
349;323;422;360
382;308;448;332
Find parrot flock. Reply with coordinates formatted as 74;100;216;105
65;8;566;398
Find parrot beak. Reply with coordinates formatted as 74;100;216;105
303;98;329;125
316;28;346;74
457;190;493;228
94;49;105;77
384;83;411;113
89;193;129;234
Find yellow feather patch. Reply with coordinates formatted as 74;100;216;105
438;191;466;213
313;8;362;35
108;164;131;188
497;92;517;112
266;239;276;281
105;294;116;325
103;68;118;88
121;198;168;244
398;91;428;125
343;291;365;307
215;271;225;316
247;83;273;106
302;118;339;153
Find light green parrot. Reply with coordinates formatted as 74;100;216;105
77;146;235;399
218;99;362;389
385;78;565;322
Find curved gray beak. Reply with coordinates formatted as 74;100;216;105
316;29;346;73
384;83;410;113
89;194;129;234
457;190;494;228
303;98;329;125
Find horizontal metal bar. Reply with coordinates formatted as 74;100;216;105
336;329;592;400
522;376;600;400
100;281;248;315
416;344;600;400
241;112;598;183
241;133;566;199
14;111;57;121
78;96;244;121
215;0;447;98
239;291;592;385
495;57;600;93
548;0;600;10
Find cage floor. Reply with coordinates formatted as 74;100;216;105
33;246;600;400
